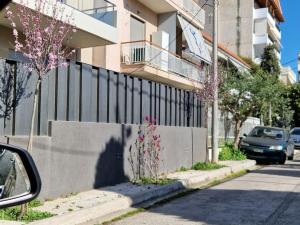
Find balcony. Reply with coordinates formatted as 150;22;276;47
253;33;268;45
136;0;205;28
121;41;205;86
253;8;281;41
0;0;118;48
64;0;117;27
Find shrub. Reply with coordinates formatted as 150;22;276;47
219;143;247;161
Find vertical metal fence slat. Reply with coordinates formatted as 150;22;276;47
99;68;109;123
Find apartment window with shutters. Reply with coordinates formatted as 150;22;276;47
130;15;146;62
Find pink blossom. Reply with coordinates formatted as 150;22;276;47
13;29;18;37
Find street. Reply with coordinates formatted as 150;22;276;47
110;157;300;225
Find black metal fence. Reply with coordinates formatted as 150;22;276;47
0;58;203;136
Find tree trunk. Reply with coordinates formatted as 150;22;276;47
27;78;41;154
19;78;41;219
233;120;242;149
204;104;210;163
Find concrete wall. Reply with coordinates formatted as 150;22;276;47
5;121;207;199
218;0;254;58
198;0;254;58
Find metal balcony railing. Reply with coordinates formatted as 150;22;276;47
60;0;117;27
121;41;205;82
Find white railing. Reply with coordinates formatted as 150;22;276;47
174;0;205;26
121;41;205;82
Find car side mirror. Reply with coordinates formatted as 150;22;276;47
0;143;41;208
243;133;247;137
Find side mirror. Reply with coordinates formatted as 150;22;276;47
0;143;41;208
243;133;247;137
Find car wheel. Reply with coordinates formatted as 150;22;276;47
256;159;264;164
288;154;294;160
279;155;286;164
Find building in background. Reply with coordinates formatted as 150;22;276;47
0;0;118;58
298;53;300;81
280;66;296;85
198;0;284;64
78;0;211;90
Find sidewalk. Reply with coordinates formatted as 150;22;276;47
25;160;256;225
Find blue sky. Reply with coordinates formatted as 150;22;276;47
280;0;300;80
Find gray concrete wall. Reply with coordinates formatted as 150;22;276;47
4;121;207;199
218;0;254;58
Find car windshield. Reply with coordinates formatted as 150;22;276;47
248;127;284;139
291;129;300;135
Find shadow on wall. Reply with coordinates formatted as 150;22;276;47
94;124;132;188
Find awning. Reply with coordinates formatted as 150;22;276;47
177;15;212;64
228;58;248;73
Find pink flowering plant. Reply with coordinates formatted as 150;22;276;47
128;116;163;183
6;0;77;152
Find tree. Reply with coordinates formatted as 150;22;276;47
219;68;269;149
260;44;281;77
260;44;281;126
288;83;300;127
195;66;222;162
6;0;76;153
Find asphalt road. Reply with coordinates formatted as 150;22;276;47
110;157;300;225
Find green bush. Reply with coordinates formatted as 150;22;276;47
192;162;224;170
219;143;247;161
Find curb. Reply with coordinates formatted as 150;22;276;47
30;160;256;225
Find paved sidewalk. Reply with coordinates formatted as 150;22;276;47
26;160;256;225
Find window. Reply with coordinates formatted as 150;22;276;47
130;16;145;41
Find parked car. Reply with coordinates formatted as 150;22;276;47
290;127;300;150
239;126;294;164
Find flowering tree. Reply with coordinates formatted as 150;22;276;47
194;67;223;162
6;0;76;152
128;116;162;183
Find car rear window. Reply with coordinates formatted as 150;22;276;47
249;127;284;139
291;129;300;135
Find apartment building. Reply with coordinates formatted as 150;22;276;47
280;66;296;85
75;0;211;90
199;0;284;64
0;0;118;59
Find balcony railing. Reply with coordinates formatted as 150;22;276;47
173;0;205;26
121;41;205;82
61;0;117;27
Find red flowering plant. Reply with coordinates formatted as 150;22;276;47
128;116;162;183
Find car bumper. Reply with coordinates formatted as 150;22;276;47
294;143;300;149
240;147;286;161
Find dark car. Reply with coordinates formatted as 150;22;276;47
239;126;294;164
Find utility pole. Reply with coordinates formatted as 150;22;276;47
212;0;219;163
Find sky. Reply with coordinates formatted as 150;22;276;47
280;0;300;80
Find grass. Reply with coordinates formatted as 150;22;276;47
176;166;189;172
101;208;145;225
134;177;175;185
0;200;54;222
219;143;247;161
191;162;225;171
